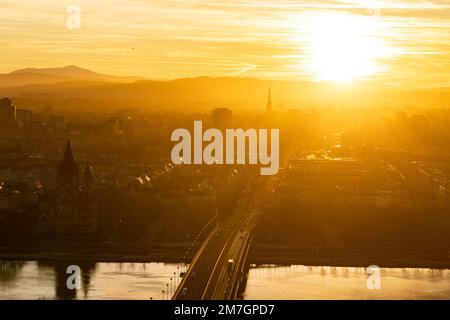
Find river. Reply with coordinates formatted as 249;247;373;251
0;261;182;300
243;265;450;299
1;261;449;299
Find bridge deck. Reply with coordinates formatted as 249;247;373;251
173;209;256;300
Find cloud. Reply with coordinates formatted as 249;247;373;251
0;0;450;86
231;64;258;76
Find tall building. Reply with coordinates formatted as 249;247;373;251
212;108;232;130
266;88;272;113
16;109;33;122
0;98;16;126
16;108;65;129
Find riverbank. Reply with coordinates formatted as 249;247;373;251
0;243;195;263
1;242;449;269
248;243;450;269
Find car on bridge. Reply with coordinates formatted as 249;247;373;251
227;259;234;272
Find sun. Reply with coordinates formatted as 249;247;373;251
302;12;389;83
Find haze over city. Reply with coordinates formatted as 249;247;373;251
0;0;449;304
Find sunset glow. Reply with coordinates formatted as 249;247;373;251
0;1;449;86
302;12;392;82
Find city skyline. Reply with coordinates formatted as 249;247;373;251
1;0;449;304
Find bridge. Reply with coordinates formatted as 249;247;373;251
173;202;258;300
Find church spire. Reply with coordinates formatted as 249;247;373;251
266;88;272;113
57;139;79;192
59;139;77;175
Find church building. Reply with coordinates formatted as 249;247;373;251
37;140;98;234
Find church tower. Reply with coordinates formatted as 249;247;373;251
56;139;79;193
82;164;93;191
266;88;272;113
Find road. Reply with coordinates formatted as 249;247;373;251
209;213;256;300
173;192;257;300
173;171;266;300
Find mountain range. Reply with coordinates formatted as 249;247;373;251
0;65;143;88
1;66;450;111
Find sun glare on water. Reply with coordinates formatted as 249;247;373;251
301;12;393;83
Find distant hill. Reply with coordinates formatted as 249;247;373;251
1;66;450;111
0;65;144;88
0;76;320;106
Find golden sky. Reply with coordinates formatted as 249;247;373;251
1;0;450;87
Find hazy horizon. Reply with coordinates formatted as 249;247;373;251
2;1;450;88
4;63;450;113
0;64;444;89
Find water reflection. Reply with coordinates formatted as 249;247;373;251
0;261;179;300
244;265;450;300
3;261;449;300
43;261;96;300
0;261;26;283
